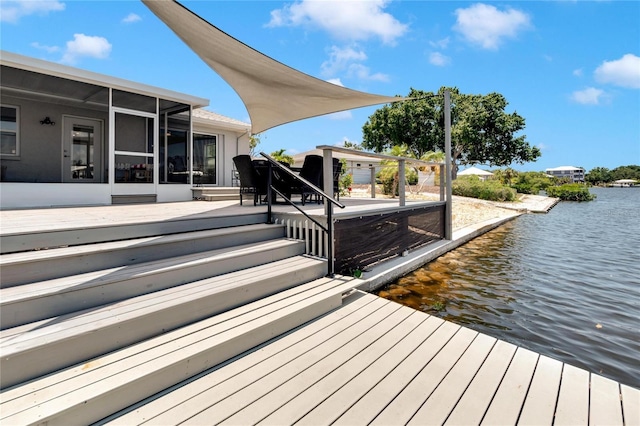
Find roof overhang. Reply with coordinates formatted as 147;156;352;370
0;50;209;109
142;0;407;134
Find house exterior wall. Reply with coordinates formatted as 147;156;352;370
0;94;108;183
546;167;585;183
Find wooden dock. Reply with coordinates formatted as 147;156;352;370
98;290;638;425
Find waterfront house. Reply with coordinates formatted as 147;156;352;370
545;166;585;183
0;51;251;209
458;166;494;181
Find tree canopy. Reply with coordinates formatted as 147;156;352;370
361;87;541;177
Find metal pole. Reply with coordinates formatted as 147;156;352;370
444;90;453;240
267;161;273;224
439;164;445;201
398;159;406;206
370;166;376;198
322;148;335;277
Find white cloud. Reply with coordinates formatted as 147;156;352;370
30;42;59;53
328;110;353;120
594;54;640;89
321;45;388;82
347;63;389;82
122;13;141;24
429;52;451;67
429;37;450;50
571;87;605;105
267;0;408;45
0;0;65;23
321;45;367;76
61;34;112;65
573;68;583;77
453;3;532;50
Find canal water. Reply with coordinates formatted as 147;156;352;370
378;187;640;388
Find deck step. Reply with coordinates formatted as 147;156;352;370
0;223;286;287
0;211;268;255
202;193;241;202
0;254;327;389
0;238;307;330
192;187;239;201
0;276;358;426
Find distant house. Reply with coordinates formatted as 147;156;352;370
0;51;251;209
545;166;585;183
292;149;382;185
292;149;439;186
457;166;493;181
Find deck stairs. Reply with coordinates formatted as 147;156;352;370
0;212;356;424
191;186;240;202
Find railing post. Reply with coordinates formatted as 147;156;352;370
398;159;406;206
327;206;334;277
323;148;335;277
370;166;376;198
440;164;445;201
267;161;273;224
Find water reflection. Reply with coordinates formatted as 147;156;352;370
377;188;640;388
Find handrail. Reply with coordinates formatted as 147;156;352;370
259;152;345;277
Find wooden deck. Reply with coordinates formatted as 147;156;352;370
100;290;638;425
0;197;417;235
2;200;638;425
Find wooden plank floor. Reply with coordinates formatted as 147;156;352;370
102;291;638;425
0;198;412;235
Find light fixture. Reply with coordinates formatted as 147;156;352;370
40;117;55;126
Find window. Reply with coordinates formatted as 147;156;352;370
1;105;19;157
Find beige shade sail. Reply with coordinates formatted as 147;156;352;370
142;0;407;134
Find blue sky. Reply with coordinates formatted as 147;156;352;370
1;0;639;172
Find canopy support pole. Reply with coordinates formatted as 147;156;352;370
444;89;453;240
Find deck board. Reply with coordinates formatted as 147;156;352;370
136;296;395;425
189;300;406;425
333;320;461;425
257;310;429;425
371;326;478;425
407;333;496;425
517;354;563;425
296;315;444;426
105;292;377;425
11;288;633;426
621;384;640;426
444;339;516;425
590;374;623;426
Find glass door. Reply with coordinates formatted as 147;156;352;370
193;133;217;185
62;116;102;183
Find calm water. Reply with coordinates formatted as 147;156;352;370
379;187;640;388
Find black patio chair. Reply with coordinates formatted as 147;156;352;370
232;155;265;206
298;155;324;205
332;158;342;201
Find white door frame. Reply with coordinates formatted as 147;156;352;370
61;116;104;183
109;105;158;196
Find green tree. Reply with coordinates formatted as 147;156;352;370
585;167;612;185
342;140;363;151
270;149;294;166
249;134;261;157
610;165;640;181
376;145;419;196
362;87;541;179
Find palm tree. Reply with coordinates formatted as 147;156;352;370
270;149;294;166
416;151;445;192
